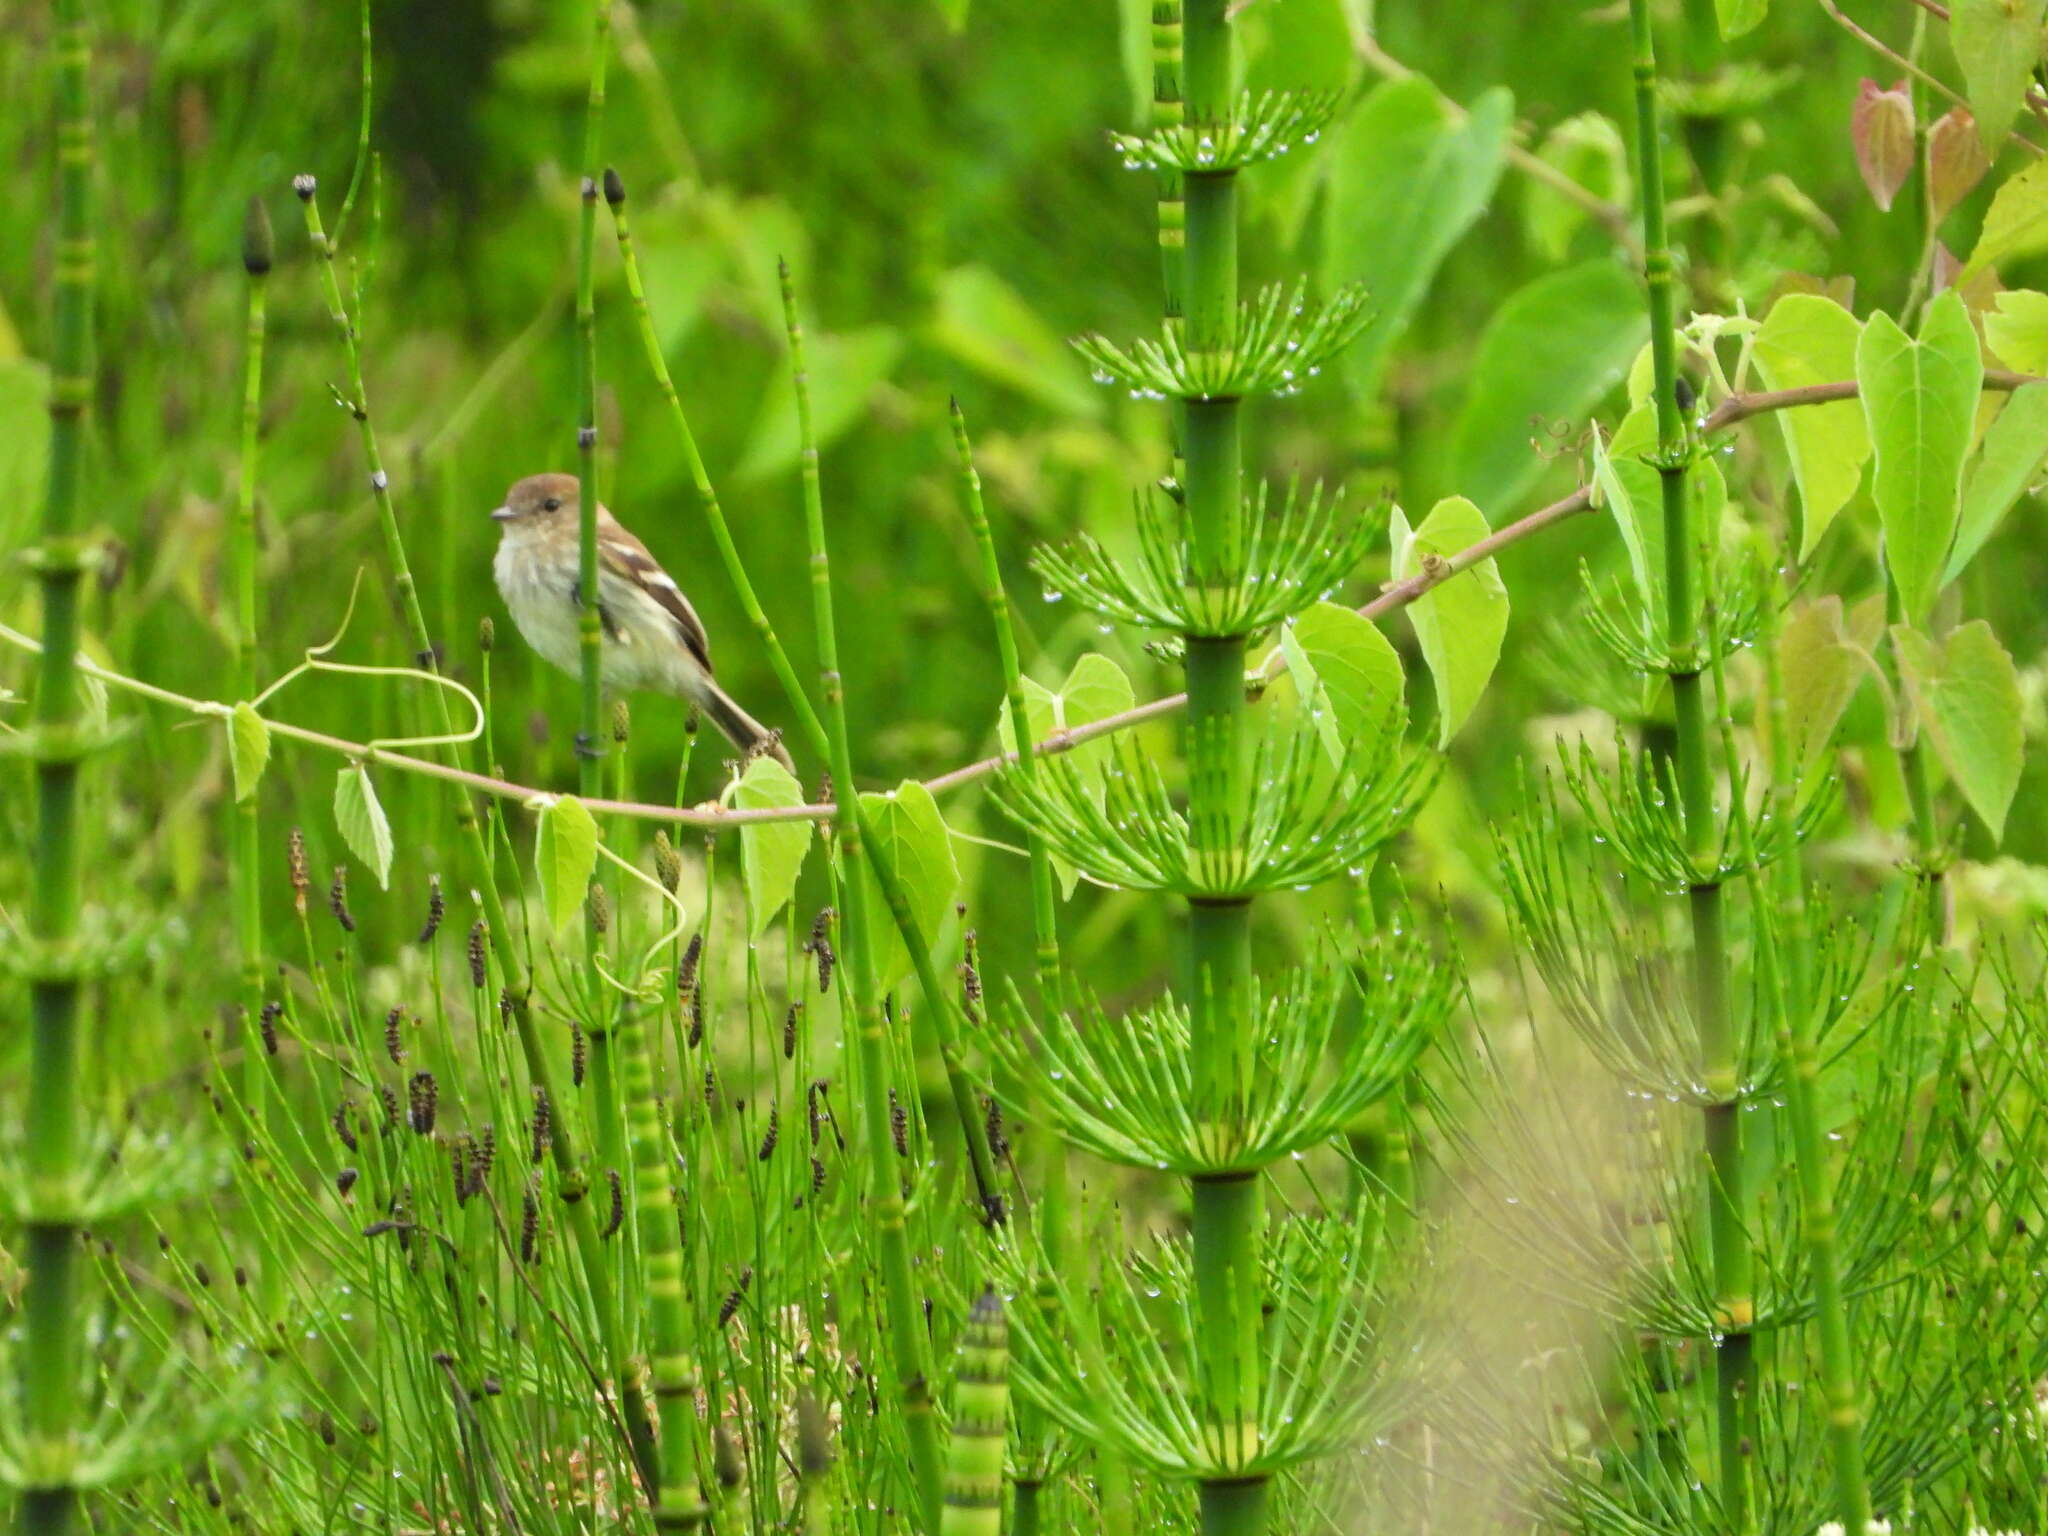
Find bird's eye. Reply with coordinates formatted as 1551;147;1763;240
542;496;561;512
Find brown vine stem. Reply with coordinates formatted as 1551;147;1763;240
3;373;2035;830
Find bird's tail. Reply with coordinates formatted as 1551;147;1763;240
699;683;795;772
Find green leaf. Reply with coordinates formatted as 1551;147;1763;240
1966;154;2048;275
997;654;1135;896
736;757;813;939
1522;112;1629;263
734;326;904;482
1856;293;1983;619
534;795;601;934
858;781;959;996
1750;294;1870;557
1116;0;1152;125
997;654;1136;783
1893;620;2025;841
0;360;51;557
229;702;271;803
1777;597;1876;781
929;265;1102;420
1983;288;2048;372
1949;380;2048;582
1717;0;1768;37
1280;601;1406;767
1321;76;1513;404
1452;260;1649;512
1396;496;1509;746
334;764;394;891
1950;0;2048;154
1592;413;1659;611
1054;653;1137;774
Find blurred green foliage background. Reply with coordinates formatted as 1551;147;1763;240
3;0;2043;1003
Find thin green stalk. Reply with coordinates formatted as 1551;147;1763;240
573;0;626;1192
782;267;943;1526
1756;605;1872;1531
1883;563;1947;940
947;402;1064;1017
18;5;94;1530
294;178;652;1493
1626;0;1751;1522
230;197;281;1321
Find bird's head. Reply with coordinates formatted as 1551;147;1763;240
491;473;581;532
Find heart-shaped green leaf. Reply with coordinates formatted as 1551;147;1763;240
334;764;393;891
736;756;813;939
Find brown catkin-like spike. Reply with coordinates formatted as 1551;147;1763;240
473;1124;495;1193
961;929;983;1018
703;1063;718;1109
758;1105;779;1162
328;865;355;933
288;828;311;915
783;1001;800;1059
718;1266;753;1328
601;1169;624;1240
384;1007;405;1064
332;1099;359;1153
478;615;494;653
378;1083;400;1133
687;980;705;1048
408;1071;438;1135
890;1090;909;1158
530;1088;552;1164
571;1023;587;1087
611;698;631;744
714;1425;744;1488
678;931;703;995
317;1412;336;1447
467;921;488;988
520;1186;540;1265
811;1155;826;1195
985;1096;1008;1160
798;1390;832;1476
450;1134;474;1206
259;1000;282;1056
653;830;682;892
418;874;444;943
336;1166;359;1199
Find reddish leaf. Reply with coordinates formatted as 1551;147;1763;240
1852;78;1916;212
1929;106;1991;220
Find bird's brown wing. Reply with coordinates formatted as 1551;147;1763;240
598;516;715;676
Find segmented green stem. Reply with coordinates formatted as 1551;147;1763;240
231;196;280;1312
1627;0;1752;1520
948;402;1064;1017
619;1009;711;1527
1758;606;1872;1531
295;180;650;1492
939;1292;1011;1536
572;0;626;1198
1177;4;1268;1529
781;268;944;1525
19;6;94;1530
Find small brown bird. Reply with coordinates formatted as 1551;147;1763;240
491;473;792;769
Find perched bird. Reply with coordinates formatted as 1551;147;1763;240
491;472;792;769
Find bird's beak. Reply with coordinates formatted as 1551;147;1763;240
490;505;515;523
